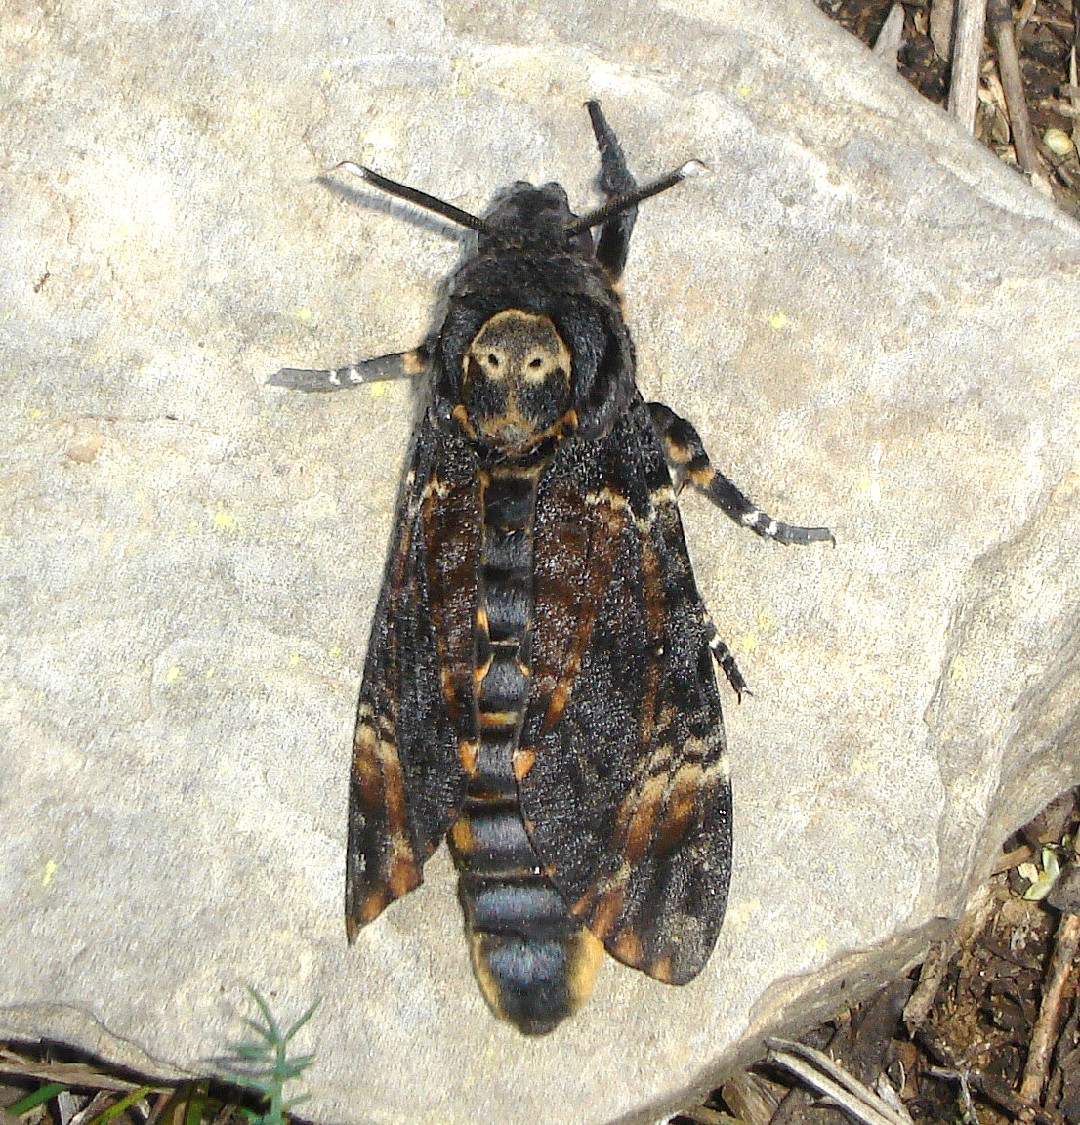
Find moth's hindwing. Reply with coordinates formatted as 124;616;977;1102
345;415;474;935
520;393;732;984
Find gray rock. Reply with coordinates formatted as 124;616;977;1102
3;0;1079;1121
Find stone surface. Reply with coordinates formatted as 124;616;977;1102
3;0;1080;1122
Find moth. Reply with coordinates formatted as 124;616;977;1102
272;103;832;1035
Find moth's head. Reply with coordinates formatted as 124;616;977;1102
453;309;576;453
480;182;595;256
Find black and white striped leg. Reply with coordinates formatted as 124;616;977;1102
648;402;835;547
706;621;750;701
268;345;430;393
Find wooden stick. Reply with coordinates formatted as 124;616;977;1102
1020;911;1080;1104
931;0;956;60
948;0;989;129
1071;47;1079;152
987;0;1042;173
873;2;906;67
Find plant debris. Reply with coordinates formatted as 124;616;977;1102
814;0;1080;214
677;787;1080;1124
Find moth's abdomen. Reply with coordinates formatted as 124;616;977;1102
450;802;602;1035
447;454;601;1035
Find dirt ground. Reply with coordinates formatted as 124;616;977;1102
678;788;1080;1124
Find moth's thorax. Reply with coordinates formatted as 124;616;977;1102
455;309;578;453
479;182;594;258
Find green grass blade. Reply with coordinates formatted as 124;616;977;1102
7;1083;67;1116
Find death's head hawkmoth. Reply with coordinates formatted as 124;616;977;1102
272;102;832;1034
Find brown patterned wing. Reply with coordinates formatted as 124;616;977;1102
518;396;731;983
345;416;478;938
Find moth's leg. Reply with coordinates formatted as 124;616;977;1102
704;616;750;701
268;344;430;393
648;401;834;547
586;101;637;279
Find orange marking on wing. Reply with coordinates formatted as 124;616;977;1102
352;721;384;806
614;772;666;864
663;435;692;464
542;678;572;730
581;880;627;940
654;763;703;855
358;887;390;925
649;955;675;983
567;927;605;1010
451;403;478;439
637;538;666;749
612;929;645;968
388;843;421;897
352;712;420;903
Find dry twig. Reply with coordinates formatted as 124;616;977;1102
988;0;1043;173
1071;48;1080;151
1020;912;1080;1103
931;0;957;60
873;3;906;67
0;1049;167;1096
948;0;989;128
765;1039;913;1125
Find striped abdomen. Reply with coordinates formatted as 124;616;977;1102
447;456;601;1035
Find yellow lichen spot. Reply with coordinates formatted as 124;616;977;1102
814;936;829;953
725;897;761;930
204;668;216;680
736;84;751;98
329;645;342;659
288;652;301;668
757;609;776;634
361;127;398;157
369;381;387;398
738;631;759;655
295;307;314;324
767;311;789;330
452;58;472;96
318;68;333;84
949;656;967;682
856;472;882;503
29;408;43;421
41;859;59;888
861;444;883;504
212;504;236;532
164;665;182;684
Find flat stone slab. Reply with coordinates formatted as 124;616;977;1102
3;0;1080;1122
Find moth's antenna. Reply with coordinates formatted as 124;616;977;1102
564;160;707;236
336;162;497;237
